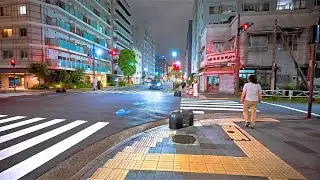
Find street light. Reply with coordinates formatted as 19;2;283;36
10;59;16;92
144;68;148;72
172;51;177;58
96;49;102;56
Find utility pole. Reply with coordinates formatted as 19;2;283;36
307;43;316;119
235;13;241;94
271;19;277;91
92;43;96;91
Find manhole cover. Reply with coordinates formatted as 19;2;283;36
227;130;235;133
172;135;196;144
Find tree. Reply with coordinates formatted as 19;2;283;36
59;70;71;84
70;68;85;84
27;62;49;84
118;49;137;83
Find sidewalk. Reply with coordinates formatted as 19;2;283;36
84;114;320;180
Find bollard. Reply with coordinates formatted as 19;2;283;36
169;110;183;129
181;109;194;127
174;90;181;97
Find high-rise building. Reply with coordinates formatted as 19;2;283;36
132;25;156;78
155;56;166;76
132;46;142;84
185;20;192;77
111;0;133;78
0;0;113;89
192;0;320;94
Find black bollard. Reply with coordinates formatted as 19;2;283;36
181;109;194;127
169;110;183;129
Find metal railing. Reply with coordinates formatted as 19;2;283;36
261;90;320;98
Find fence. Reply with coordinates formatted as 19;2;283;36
262;90;320;99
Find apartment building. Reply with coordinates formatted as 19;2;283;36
185;20;193;77
192;0;320;94
112;0;132;78
0;0;113;89
155;55;166;77
132;25;156;78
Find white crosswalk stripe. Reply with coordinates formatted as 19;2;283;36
0;115;109;179
180;98;259;114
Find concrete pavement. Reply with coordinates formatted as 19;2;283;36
85;114;320;180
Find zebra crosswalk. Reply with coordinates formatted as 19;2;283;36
0;114;109;180
83;89;169;95
180;98;260;114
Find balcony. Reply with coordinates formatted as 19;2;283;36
113;14;132;34
200;50;236;68
113;36;132;49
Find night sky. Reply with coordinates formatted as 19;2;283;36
129;0;193;64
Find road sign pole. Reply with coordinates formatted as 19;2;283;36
307;43;316;119
13;65;16;92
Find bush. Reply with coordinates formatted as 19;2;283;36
108;81;116;86
118;80;126;87
31;84;50;90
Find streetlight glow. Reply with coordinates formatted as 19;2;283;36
172;51;177;58
176;61;181;65
144;68;148;72
96;49;102;56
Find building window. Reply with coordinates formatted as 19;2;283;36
0;7;9;16
20;50;28;58
2;29;13;38
244;3;269;12
293;0;306;9
249;35;268;48
277;0;293;10
209;6;222;14
316;0;320;6
277;34;298;51
19;5;27;15
20;28;27;36
3;50;13;59
214;43;222;52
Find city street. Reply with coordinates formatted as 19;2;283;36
0;83;180;179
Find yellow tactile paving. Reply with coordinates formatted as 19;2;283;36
89;118;306;180
222;125;250;141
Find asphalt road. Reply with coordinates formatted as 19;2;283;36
0;83;180;179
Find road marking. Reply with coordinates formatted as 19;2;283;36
0;117;46;132
181;101;240;105
262;101;320;117
16;98;32;101
0;119;65;143
0;120;86;160
181;107;259;112
0;122;108;180
0;115;8;118
193;111;205;114
0;116;26;125
181;104;243;108
47;94;59;97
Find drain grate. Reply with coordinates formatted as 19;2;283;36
222;126;250;141
172;135;196;144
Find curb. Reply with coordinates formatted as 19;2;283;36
38;119;169;180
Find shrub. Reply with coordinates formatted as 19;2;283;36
31;84;50;89
118;80;126;87
108;81;116;86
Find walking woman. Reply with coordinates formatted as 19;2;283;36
241;75;262;129
193;80;198;98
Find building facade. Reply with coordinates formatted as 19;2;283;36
132;25;156;79
192;0;320;94
112;0;133;78
0;0;114;89
132;46;142;84
185;20;193;78
155;56;166;77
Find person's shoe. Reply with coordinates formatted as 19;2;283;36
245;122;250;127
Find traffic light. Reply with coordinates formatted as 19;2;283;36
10;59;16;66
109;49;118;56
239;22;253;32
173;63;180;71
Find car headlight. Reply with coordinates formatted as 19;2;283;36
157;83;161;86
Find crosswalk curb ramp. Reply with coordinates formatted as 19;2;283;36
0;114;109;179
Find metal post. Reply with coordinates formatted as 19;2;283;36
92;43;96;91
271;19;277;92
13;65;16;92
235;14;241;95
307;43;316;119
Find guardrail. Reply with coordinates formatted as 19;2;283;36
261;90;320;98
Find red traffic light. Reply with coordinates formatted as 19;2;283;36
242;23;249;30
109;49;118;56
173;63;180;71
10;59;16;66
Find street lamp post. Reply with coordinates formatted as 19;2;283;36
10;59;16;92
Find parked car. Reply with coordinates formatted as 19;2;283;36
149;80;162;90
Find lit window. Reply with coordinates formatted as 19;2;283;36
19;5;26;15
2;29;12;38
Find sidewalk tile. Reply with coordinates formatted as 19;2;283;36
154;171;174;179
136;171;155;179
